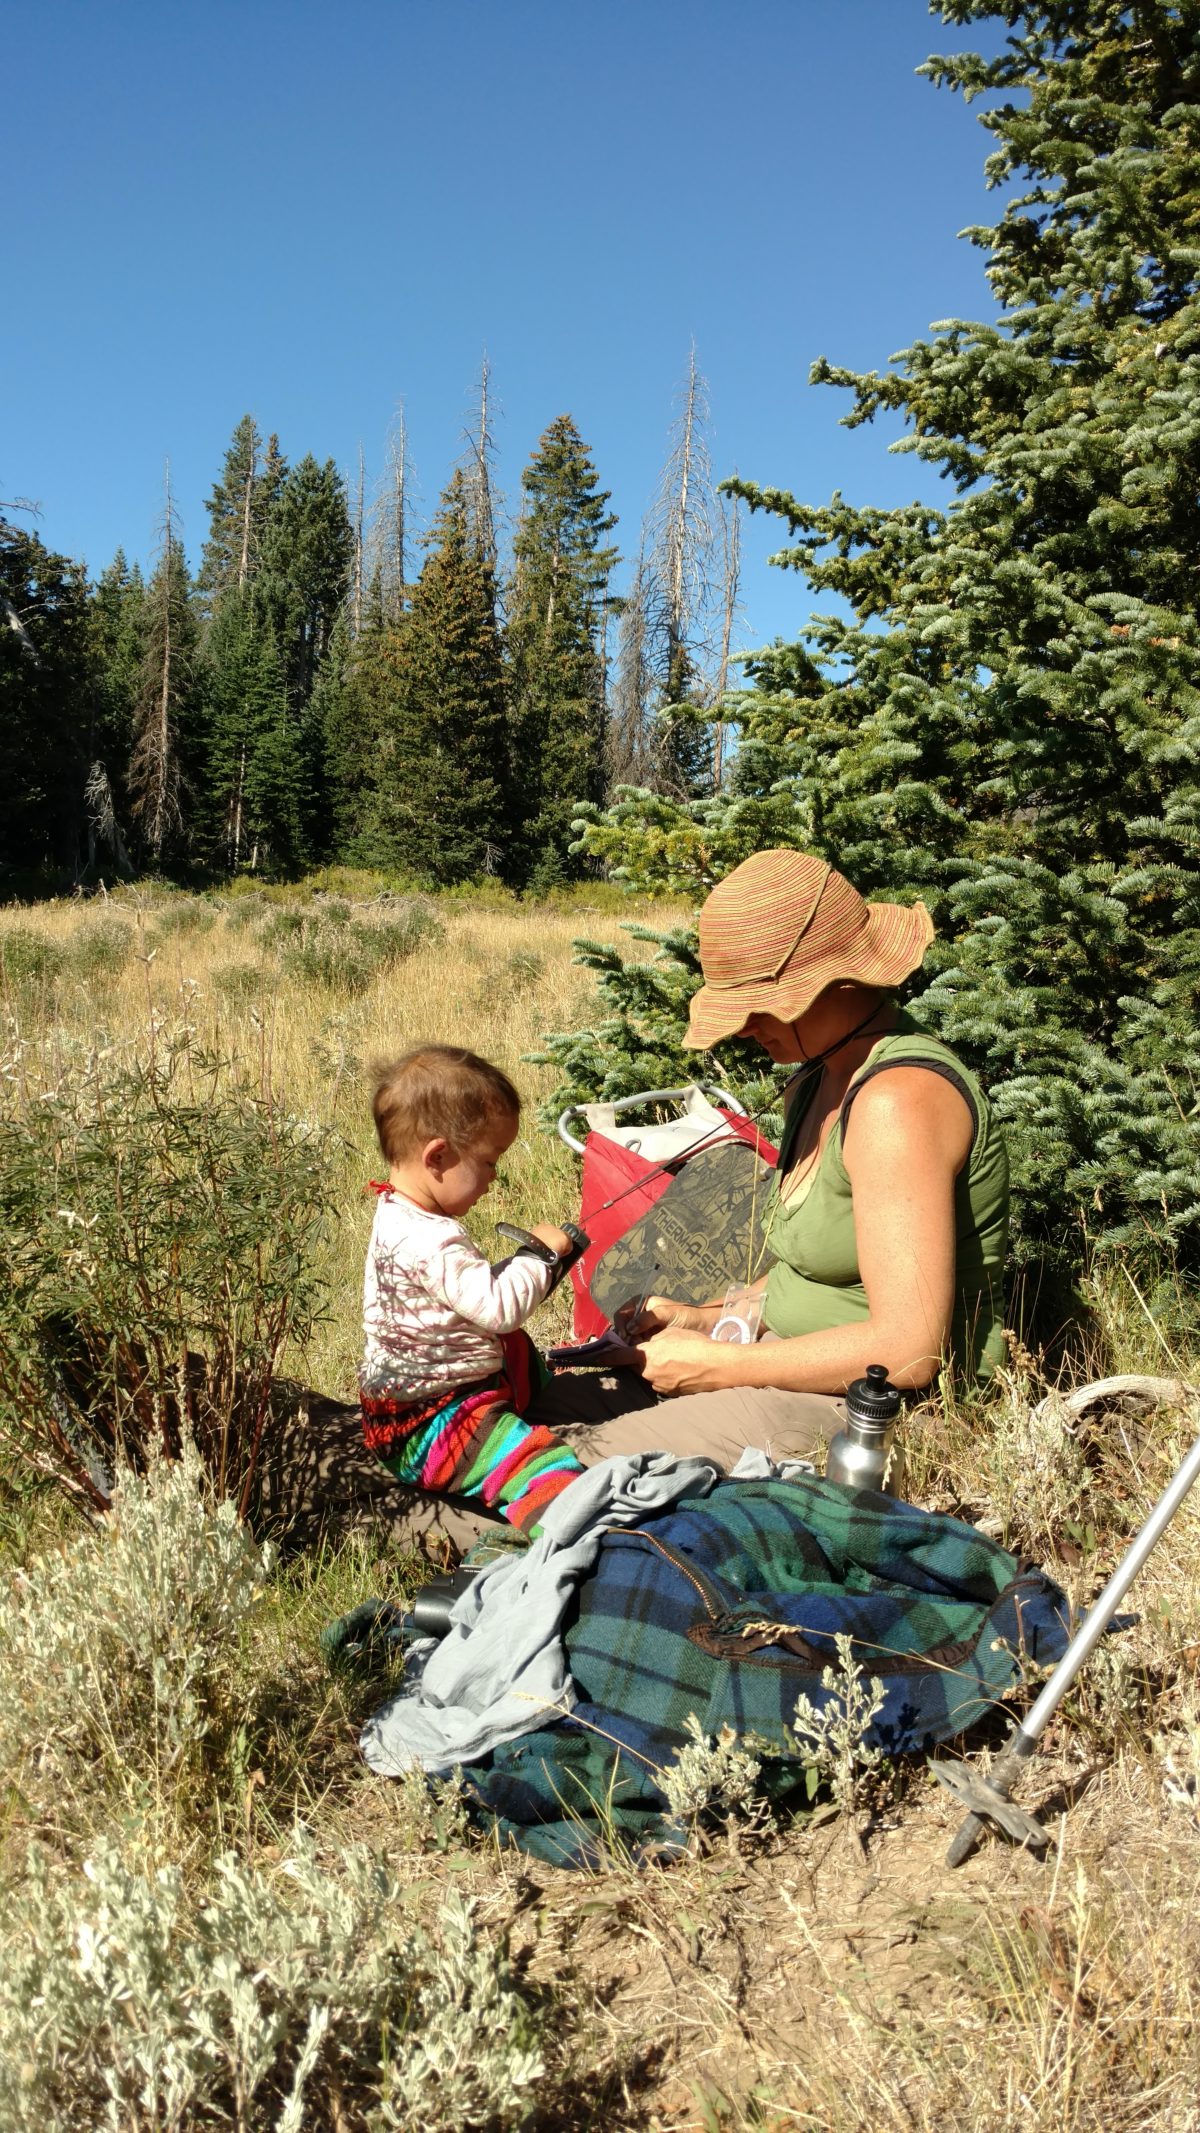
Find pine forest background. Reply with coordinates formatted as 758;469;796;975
1;358;734;900
4;0;1200;1326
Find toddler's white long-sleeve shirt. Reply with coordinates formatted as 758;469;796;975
360;1190;554;1405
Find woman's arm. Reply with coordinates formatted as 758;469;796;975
638;1069;973;1397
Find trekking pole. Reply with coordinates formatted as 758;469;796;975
941;1397;1200;1867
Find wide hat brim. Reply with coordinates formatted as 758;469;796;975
685;897;935;1049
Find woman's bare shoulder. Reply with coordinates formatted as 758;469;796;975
845;1065;974;1160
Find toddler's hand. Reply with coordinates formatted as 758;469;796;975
528;1222;574;1258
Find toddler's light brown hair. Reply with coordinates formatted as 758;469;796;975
371;1045;521;1165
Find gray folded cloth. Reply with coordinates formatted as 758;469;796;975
728;1445;817;1483
360;1451;719;1778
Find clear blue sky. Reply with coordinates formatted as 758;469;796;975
5;0;1006;652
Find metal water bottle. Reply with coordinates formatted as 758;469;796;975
825;1364;902;1495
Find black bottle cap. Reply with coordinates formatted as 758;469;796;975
845;1362;901;1427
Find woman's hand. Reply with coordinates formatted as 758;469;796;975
613;1294;715;1340
639;1326;731;1397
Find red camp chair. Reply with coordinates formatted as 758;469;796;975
557;1086;777;1340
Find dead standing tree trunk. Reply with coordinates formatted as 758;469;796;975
712;491;741;791
653;345;717;705
229;741;246;872
641;347;721;795
352;443;365;637
130;463;189;864
370;400;416;624
463;353;501;582
389;406;409;614
608;548;658;787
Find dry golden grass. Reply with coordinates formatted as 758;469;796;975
1;883;1198;2132
0;883;663;1391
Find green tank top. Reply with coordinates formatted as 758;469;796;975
762;1013;1010;1381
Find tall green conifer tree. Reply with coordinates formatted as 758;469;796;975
0;519;92;883
312;607;375;862
85;549;144;873
203;587;303;874
197;417;287;617
507;416;619;886
90;551;144;752
549;0;1200;1295
258;454;354;718
365;472;508;883
252;453;353;858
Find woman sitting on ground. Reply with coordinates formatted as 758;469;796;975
530;848;1010;1469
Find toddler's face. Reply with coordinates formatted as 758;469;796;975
433;1113;519;1217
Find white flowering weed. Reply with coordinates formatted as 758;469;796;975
787;1632;888;1813
658;1713;762;1825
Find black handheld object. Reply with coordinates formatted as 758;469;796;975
545;1329;637;1369
405;1567;479;1639
492;1220;590;1293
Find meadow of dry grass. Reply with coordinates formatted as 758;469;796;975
0;880;1197;2132
1;880;621;1388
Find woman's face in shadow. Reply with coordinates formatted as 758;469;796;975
741;1011;808;1064
741;985;882;1066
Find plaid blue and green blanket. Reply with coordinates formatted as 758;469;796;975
460;1476;1072;1867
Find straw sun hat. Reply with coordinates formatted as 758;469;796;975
684;850;935;1050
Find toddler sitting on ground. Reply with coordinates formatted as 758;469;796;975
359;1044;585;1535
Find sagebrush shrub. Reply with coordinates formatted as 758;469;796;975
149;896;219;937
213;960;271;1006
377;900;443;955
0;1019;335;1512
0;1832;545;2133
221;890;269;931
1155;1696;1200;1829
310;1011;362;1094
375;1893;545;2130
65;917;134;980
261;905;308;944
0;926;66;992
970;1374;1091;1558
0;1446;269;1805
280;919;376;990
280;902;442;991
